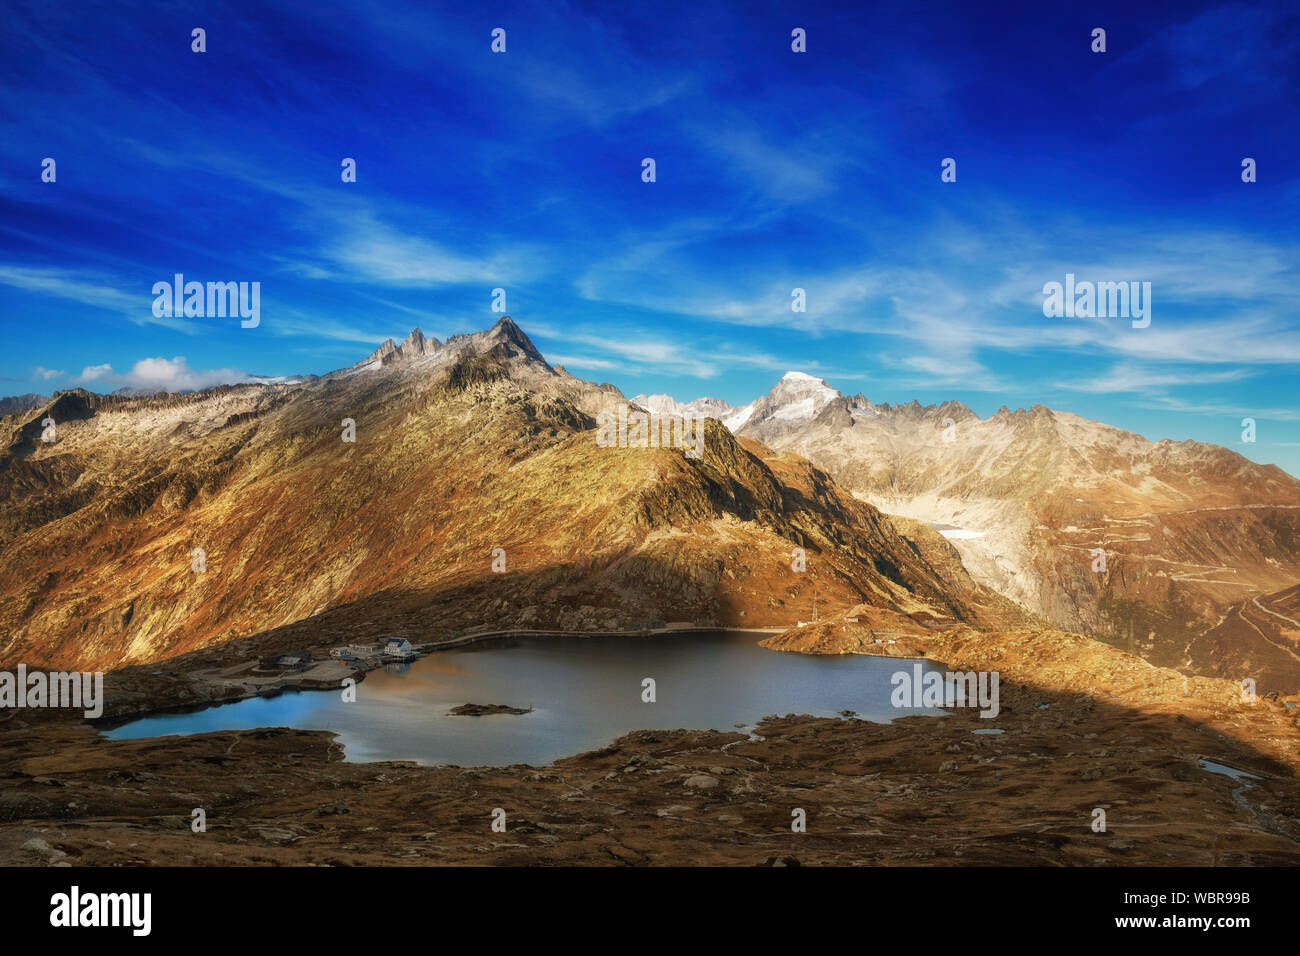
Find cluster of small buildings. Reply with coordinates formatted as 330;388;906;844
330;644;380;661
329;637;417;662
261;638;418;671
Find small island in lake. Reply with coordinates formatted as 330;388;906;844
449;703;534;716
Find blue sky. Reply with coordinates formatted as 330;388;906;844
1;0;1298;472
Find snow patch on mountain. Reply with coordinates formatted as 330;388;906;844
722;402;756;431
772;397;819;420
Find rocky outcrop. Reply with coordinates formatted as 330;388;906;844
449;703;533;716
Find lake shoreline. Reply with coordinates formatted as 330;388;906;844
98;627;947;764
13;624;1300;866
70;623;943;740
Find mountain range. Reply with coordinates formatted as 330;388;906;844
0;319;1021;673
3;318;1297;692
651;372;1300;691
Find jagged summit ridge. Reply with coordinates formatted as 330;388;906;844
350;317;549;373
352;326;441;369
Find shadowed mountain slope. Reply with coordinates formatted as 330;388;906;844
0;319;1015;671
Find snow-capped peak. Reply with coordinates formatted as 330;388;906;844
772;372;838;400
631;393;733;419
664;372;843;434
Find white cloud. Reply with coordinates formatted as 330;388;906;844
79;364;114;382
78;357;255;392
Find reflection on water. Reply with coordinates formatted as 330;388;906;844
1197;758;1261;782
104;631;949;767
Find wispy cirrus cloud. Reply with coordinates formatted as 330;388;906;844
1056;364;1257;393
0;266;193;331
1137;393;1300;422
3;0;1298;470
321;214;548;286
574;218;1300;395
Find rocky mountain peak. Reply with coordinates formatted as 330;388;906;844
400;327;440;356
351;317;548;373
771;371;838;398
441;316;549;367
484;316;545;361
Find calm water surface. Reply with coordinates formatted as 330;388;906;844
104;631;947;766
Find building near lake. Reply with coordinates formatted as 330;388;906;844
331;644;383;661
383;637;416;659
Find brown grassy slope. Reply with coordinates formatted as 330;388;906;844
0;345;1009;672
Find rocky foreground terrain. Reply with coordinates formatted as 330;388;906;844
1;623;1297;866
